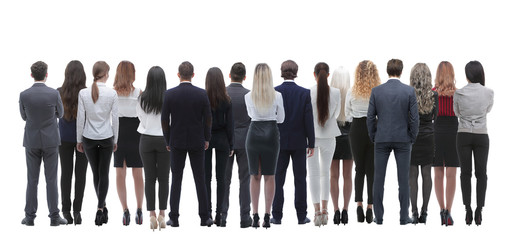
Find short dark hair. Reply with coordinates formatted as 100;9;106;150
31;61;48;80
178;61;194;80
230;62;246;82
281;60;298;80
387;59;403;77
465;61;485;86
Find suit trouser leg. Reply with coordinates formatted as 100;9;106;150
188;149;210;221
42;147;60;219
393;143;412;223
169;148;187;220
373;143;390;223
291;149;308;221
222;149;251;219
25;148;42;219
272;150;290;220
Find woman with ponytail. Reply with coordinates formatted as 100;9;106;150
77;61;119;226
308;62;341;226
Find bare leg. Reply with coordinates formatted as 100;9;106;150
117;161;128;210
330;160;340;211
132;168;144;209
263;175;275;214
446;167;457;212
342;159;353;210
434;166;445;210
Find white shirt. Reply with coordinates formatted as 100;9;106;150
310;85;341;138
136;100;163;136
345;91;370;120
117;88;140;117
77;82;119;143
244;91;285;123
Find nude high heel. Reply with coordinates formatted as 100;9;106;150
150;216;157;231
158;215;166;230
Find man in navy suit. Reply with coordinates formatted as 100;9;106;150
367;59;419;225
161;61;213;227
271;60;315;224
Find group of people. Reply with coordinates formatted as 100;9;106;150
19;58;493;229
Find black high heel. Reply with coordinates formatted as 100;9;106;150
263;213;271;229
465;206;473;225
418;211;427;224
123;209;130;226
74;212;82;225
95;210;104;226
135;208;143;225
474;208;482;226
252;213;260;228
357;206;365;223
102;206;108;224
444;209;453;226
365;208;373;224
333;210;341;225
341;209;348;225
440;209;445;225
412;211;419;224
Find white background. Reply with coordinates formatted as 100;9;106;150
0;0;513;239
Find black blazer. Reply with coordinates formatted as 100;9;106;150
161;82;212;150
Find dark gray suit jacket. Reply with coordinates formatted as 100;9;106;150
19;83;64;148
226;83;250;150
367;79;419;143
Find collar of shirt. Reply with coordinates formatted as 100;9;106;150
180;81;192;84
34;82;45;84
230;82;242;85
389;78;400;81
284;80;295;82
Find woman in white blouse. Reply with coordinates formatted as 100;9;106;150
136;66;170;230
308;62;341;226
244;63;285;229
113;61;144;226
76;61;118;226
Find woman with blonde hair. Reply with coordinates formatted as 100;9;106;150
113;61;144;226
432;61;459;226
244;63;285;229
408;63;438;224
345;60;380;223
329;66;353;225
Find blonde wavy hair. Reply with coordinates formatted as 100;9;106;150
251;63;276;113
434;61;456;97
410;63;435;114
330;66;350;123
352;60;380;98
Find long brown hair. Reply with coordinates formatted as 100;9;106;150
434;61;456;96
92;61;110;103
60;60;86;120
205;67;230;109
315;62;330;127
113;61;136;96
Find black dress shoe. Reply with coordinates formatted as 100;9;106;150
400;217;413;225
357;206;365;222
333;210;341;225
63;212;73;224
270;217;281;224
474;207;482;226
240;215;253;228
341;210;348;225
50;217;68;226
365;208;373;224
298;217;310;224
201;218;213;227
373;218;383;225
252;213;260;228
74;212;82;225
166;218;179;227
21;217;34;226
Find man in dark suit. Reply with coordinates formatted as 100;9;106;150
271;60;315;224
161;61;213;227
19;61;67;226
367;59;419;225
222;62;253;228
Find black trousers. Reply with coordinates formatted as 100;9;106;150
140;134;170;211
457;132;489;208
82;137;113;209
222;149;251;219
205;132;230;216
349;117;374;204
272;149;308;222
59;141;88;212
169;147;210;221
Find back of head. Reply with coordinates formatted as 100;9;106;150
353;60;380;98
281;60;298;80
31;61;48;81
178;61;194;80
386;59;403;77
92;61;110;103
230;62;246;82
61;60;87;120
434;61;456;96
409;63;434;114
114;61;136;96
330;66;350;122
205;67;229;109
465;60;485;86
141;66;167;114
251;63;276;113
314;62;330;127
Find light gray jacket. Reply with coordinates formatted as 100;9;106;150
454;83;494;134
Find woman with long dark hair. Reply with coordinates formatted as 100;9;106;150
455;61;493;226
137;66;170;230
58;60;88;225
77;61;118;226
308;62;341;226
204;67;234;227
408;63;438;224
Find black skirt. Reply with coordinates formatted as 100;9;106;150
433;116;459;167
411;132;434;166
114;117;143;168
333;122;352;160
246;121;280;175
